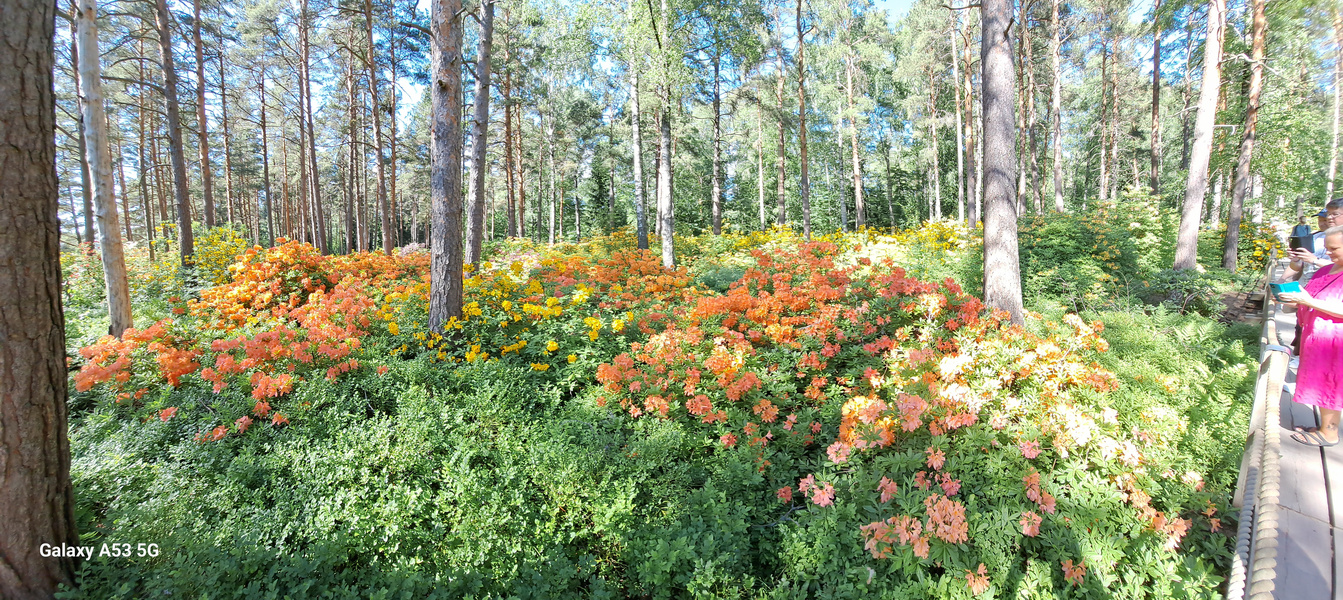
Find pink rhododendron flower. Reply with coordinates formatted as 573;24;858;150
878;477;899;503
799;474;816;494
1062;559;1085;586
1018;439;1040;459
1020;511;1042;537
720;433;738;448
965;563;990;595
159;407;178;421
827;441;852;464
777;486;793;502
925;446;946;470
235;415;252;434
811;482;835;507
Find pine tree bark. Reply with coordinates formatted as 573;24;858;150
1098;34;1111;202
70;22;95;246
503;24;517;237
1221;0;1265;271
656;0;675;265
259;71;274;245
776;40;787;226
630;68;648;248
193;0;214;227
219;51;236;229
464;0;494;264
0;0;81;596
950;6;965;221
796;0;811;240
300;0;327;253
364;0;393;254
756;108;766;230
1050;0;1064;211
981;0;1024;324
928;67;942;220
1173;0;1225;270
711;50;723;235
846;55;865;228
1328;7;1341;202
1150;0;1162;196
76;0;133;336
156;0;194;261
428;0;464;330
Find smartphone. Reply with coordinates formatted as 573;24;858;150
1270;281;1302;299
1290;236;1311;251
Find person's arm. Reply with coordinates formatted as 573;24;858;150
1280;290;1343;319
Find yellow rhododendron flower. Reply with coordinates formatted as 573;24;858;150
546;340;559;352
531;363;550;371
387;322;400;336
567;354;577;363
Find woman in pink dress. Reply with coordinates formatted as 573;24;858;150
1284;226;1343;446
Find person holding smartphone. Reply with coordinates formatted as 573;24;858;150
1285;200;1343;281
1281;225;1343;446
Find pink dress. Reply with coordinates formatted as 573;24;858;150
1295;267;1343;410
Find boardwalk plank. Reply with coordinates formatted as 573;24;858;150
1272;508;1332;600
1279;430;1331;523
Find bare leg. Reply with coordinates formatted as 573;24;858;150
1322;408;1340;443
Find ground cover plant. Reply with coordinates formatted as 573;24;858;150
61;220;1257;599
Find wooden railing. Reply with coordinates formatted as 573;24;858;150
1227;259;1292;600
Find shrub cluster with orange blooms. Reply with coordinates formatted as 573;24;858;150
587;240;1224;597
71;227;1233;596
73;239;429;440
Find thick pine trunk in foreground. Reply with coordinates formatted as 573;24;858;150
981;0;1024;324
0;1;80;597
429;0;464;330
77;0;133;337
1222;0;1266;271
1173;0;1225;270
464;0;494;264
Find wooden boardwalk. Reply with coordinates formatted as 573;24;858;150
1237;290;1343;600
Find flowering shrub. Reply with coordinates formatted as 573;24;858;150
66;222;1246;598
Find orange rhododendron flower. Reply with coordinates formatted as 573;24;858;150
965;564;990;595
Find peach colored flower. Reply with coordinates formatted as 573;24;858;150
878;476;899;503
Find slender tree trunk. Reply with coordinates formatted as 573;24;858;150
76;0;133;335
981;0;1024;323
464;0;494;263
1150;0;1162;196
1022;5;1040;212
0;0;81;596
1098;35;1111;203
389;30;401;247
1222;0;1265;271
1209;169;1224;226
113;121;132;241
517;119;527;238
156;0;195;261
363;0;392;254
193;0;214;227
219;51;237;229
70;24;94;245
847;56;865;228
1173;0;1225;270
504;32;516;237
657;103;674;265
546;112;557;245
796;0;811;240
757;108;766;230
136;54;156;260
1180;13;1196;170
883;139;896;224
1327;7;1342;202
630;68;648;249
928;67;941;220
776;43;787;226
711;50;723;235
962;21;979;223
951;7;965;221
259;72;274;245
300;0;326;253
1050;0;1064;211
